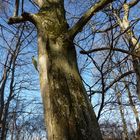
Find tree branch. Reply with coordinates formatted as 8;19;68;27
105;70;134;92
68;0;114;38
80;47;140;57
89;70;134;96
128;0;140;8
8;12;35;25
13;0;20;17
33;0;47;8
96;23;118;33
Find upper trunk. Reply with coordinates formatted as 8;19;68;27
32;2;103;140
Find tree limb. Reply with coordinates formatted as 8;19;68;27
8;12;35;25
96;23;118;33
33;0;47;8
105;70;134;92
80;47;140;57
128;0;140;8
13;0;20;17
89;70;134;96
68;0;114;38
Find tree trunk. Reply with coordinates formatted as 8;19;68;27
7;0;109;139
125;83;139;128
116;92;129;140
114;3;140;100
114;3;140;138
113;77;129;140
39;36;102;140
32;2;103;140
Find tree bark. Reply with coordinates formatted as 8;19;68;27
34;2;102;140
38;35;102;140
37;17;102;140
8;0;114;139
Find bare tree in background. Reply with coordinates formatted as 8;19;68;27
0;25;25;140
0;14;45;139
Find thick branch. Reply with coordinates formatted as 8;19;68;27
13;0;20;17
128;0;140;8
8;12;35;25
8;16;27;24
33;0;47;8
123;4;129;23
68;0;114;38
80;47;140;57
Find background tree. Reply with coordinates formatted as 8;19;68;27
0;4;46;139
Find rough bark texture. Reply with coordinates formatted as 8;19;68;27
31;2;103;140
39;36;102;140
7;0;115;139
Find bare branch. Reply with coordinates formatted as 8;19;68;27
8;12;35;25
80;47;140;57
89;71;134;97
13;0;20;17
128;0;140;8
96;23;118;33
123;4;129;23
105;70;134;92
68;0;114;38
22;0;24;13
